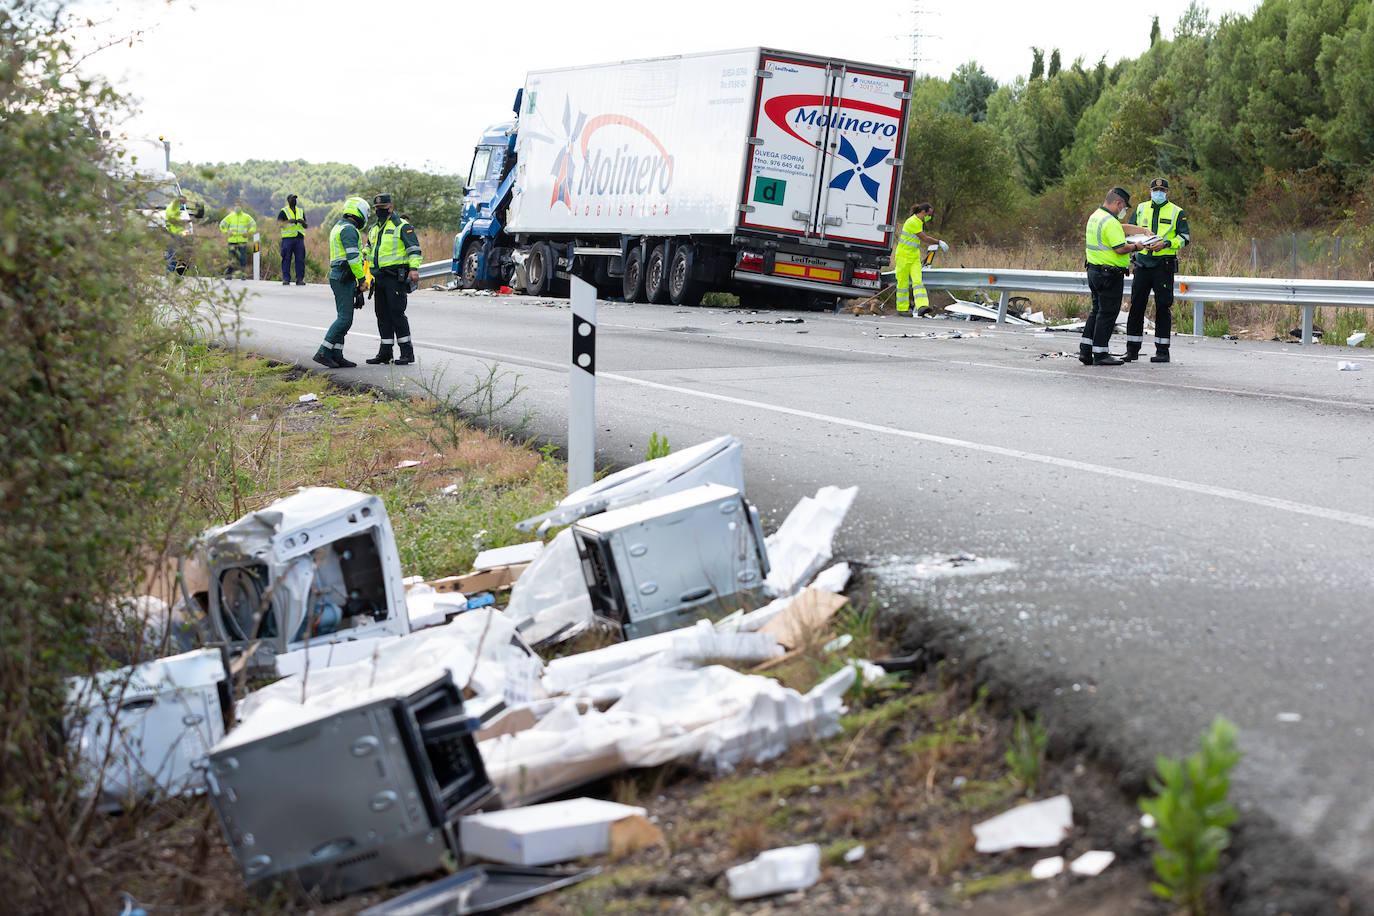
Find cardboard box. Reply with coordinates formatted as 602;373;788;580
460;798;646;866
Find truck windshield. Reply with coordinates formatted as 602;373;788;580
467;148;492;188
129;178;183;211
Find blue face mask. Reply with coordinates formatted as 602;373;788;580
1151;191;1167;205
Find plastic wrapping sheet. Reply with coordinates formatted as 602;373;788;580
763;487;858;597
503;529;592;643
233;611;543;745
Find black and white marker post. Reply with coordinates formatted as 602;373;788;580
568;276;596;493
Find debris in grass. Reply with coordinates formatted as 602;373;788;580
726;843;821;900
1031;855;1065;879
1069;850;1116;876
972;794;1073;853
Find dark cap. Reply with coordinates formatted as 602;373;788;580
1109;186;1131;205
372;193;392;207
1149;177;1169;190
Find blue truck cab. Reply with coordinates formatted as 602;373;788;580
452;90;523;289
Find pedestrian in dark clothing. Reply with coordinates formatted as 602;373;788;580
364;193;422;366
277;193;308;285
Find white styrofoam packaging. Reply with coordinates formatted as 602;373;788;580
727;843;822;900
459;798;646;866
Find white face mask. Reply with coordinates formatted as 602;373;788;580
1151;191;1167;205
1118;205;1130;219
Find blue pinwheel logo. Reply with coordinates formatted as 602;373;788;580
828;135;889;203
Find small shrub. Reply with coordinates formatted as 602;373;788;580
1140;717;1241;915
1203;315;1231;337
644;431;671;461
701;291;740;308
1004;710;1048;794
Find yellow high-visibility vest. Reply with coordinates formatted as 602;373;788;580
1085;207;1128;268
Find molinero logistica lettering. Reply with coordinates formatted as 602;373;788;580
576;144;675;197
792;108;898;138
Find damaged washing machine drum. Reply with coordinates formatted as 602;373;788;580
202;488;411;662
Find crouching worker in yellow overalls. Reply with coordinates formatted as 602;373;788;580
894;202;948;316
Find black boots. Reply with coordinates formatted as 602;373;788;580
1079;347;1093;366
1151;349;1171;363
1122;344;1141;362
313;347;357;369
1093;353;1125;365
394;343;415;366
365;346;393;365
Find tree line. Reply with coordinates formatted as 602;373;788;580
174;158;466;232
902;0;1374;249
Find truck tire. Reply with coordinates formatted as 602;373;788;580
460;239;484;289
645;242;670;303
622;247;646;302
667;244;704;306
526;242;552;297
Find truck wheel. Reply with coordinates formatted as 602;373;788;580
622;247;646;302
645;242;670;303
668;244;704;306
460;240;484;289
526;243;552;297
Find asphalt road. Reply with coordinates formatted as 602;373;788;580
227;279;1374;908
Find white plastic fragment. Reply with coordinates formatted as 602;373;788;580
1276;711;1302;723
1338;361;1363;371
1069;850;1116;876
972;794;1073;853
1140;813;1156;829
297;392;317;403
1347;331;1366;346
810;561;852;593
764;486;858;596
1031;856;1064;879
726;843;821;900
843;844;866;863
395;459;421;468
824;634;853;653
473;541;543;570
459;798;645;866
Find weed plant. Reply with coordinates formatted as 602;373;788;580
1140;717;1241;915
644;431;671;461
1004;710;1048;795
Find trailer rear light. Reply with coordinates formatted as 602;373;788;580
853;269;879;281
737;252;764;273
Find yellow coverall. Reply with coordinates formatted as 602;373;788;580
894;212;929;314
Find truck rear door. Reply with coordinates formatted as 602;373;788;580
738;52;910;250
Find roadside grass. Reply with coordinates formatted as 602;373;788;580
175;345;562;578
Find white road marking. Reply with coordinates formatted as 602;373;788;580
243;314;1374;530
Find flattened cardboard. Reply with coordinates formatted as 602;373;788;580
759;588;849;649
424;564;529;595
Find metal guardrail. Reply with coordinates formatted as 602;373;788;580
915;267;1374;344
417;259;451;280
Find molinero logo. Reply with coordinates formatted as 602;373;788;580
762;94;900;146
548;98;675;211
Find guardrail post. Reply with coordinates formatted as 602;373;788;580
1302;305;1315;345
568;276;596;493
1193;301;1205;337
995;290;1010;324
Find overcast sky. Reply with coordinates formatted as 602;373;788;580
74;0;1260;176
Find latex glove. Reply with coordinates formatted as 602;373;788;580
938;240;950;252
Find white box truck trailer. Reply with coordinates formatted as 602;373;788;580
453;47;913;306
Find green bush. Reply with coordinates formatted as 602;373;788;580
0;7;237;908
1139;717;1242;915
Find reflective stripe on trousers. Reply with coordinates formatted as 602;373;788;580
894;255;928;312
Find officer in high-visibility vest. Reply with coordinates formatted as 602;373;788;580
218;199;256;279
313;197;371;369
1082;187;1155;366
163;194;189;275
1125;178;1190;363
893;202;947;317
276;193;309;286
364;193;422;366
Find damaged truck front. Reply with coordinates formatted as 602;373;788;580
453;47;913;307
